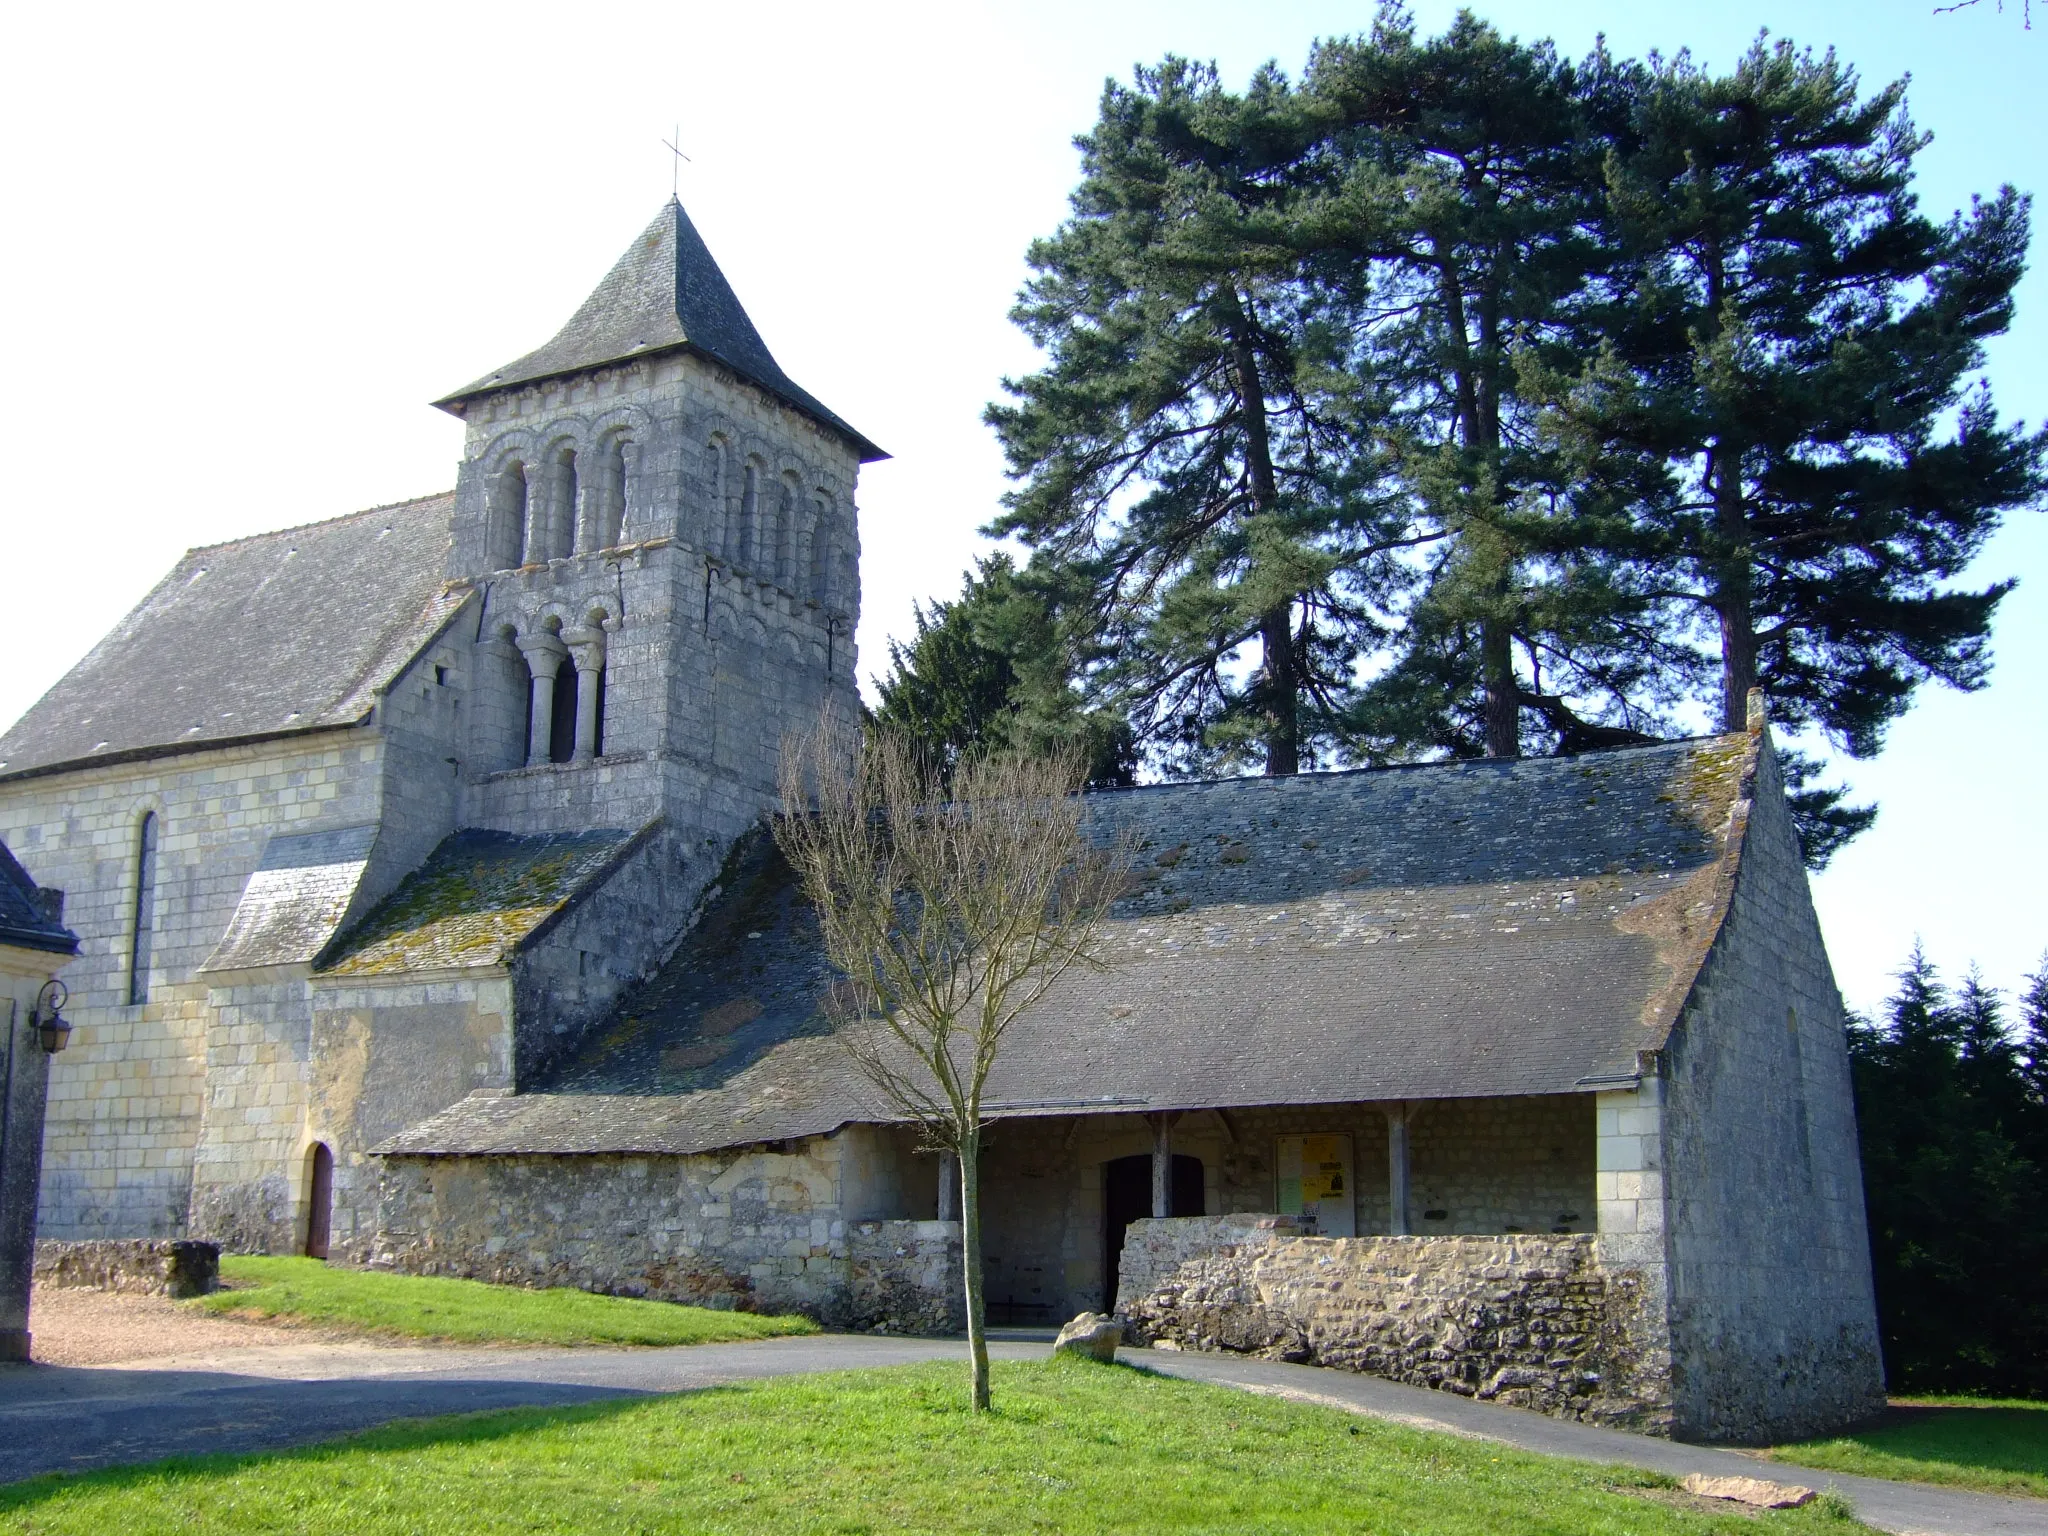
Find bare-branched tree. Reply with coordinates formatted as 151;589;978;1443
775;717;1131;1411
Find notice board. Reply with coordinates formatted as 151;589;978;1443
1275;1132;1356;1236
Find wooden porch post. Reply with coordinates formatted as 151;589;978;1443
937;1150;958;1222
1151;1113;1174;1218
1385;1103;1413;1235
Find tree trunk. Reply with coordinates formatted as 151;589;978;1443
1434;244;1518;758
1709;439;1756;733
958;1131;990;1412
1222;287;1299;777
1481;618;1519;759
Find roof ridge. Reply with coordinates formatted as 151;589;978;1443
178;491;455;560
1082;732;1747;800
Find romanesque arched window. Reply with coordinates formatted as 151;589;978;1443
702;438;728;555
587;436;627;551
490;462;528;569
128;811;158;1005
549;660;578;764
776;475;800;587
542;448;578;562
737;461;762;569
810;496;836;605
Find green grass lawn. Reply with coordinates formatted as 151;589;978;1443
189;1256;818;1348
1770;1396;2048;1501
0;1360;1868;1534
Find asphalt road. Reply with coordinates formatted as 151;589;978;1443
0;1332;2038;1535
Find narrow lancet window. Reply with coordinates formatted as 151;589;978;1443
544;448;578;561
128;811;158;1005
549;663;579;764
702;439;728;554
737;462;761;568
591;437;627;550
810;496;834;603
491;462;528;569
776;478;798;587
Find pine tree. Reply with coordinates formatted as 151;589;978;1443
1555;39;2045;861
986;58;1413;776
1304;12;1660;758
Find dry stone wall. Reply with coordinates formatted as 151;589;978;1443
849;1220;963;1334
1116;1216;1668;1431
374;1128;957;1333
34;1238;220;1298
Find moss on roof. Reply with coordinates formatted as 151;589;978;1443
319;827;641;976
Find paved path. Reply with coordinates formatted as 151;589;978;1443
0;1332;2038;1535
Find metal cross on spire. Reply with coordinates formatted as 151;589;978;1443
662;124;691;199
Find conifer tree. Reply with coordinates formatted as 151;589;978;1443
985;58;1414;776
1849;945;2048;1394
1304;11;1641;758
871;556;1135;788
1554;39;2045;860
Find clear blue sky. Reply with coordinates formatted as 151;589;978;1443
0;0;2038;1018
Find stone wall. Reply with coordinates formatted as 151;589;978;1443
34;1238;219;1298
849;1220;964;1334
1115;1217;1667;1431
0;731;385;1240
373;1123;942;1327
1653;739;1885;1442
509;825;703;1087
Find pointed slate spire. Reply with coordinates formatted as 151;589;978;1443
438;200;885;462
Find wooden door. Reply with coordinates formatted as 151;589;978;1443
304;1143;333;1260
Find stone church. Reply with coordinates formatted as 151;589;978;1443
0;201;1883;1443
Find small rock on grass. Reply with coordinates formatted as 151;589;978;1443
1053;1312;1121;1362
1679;1473;1816;1508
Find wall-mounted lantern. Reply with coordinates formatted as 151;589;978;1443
30;980;70;1053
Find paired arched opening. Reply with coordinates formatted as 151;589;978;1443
304;1142;333;1260
514;613;609;767
128;811;158;1006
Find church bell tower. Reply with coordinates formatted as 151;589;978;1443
430;200;885;846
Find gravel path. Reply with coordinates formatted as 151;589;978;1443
4;1291;2042;1535
26;1286;383;1367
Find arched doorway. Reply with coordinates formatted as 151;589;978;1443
304;1142;333;1260
1103;1153;1202;1310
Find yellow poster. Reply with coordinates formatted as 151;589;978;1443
1275;1134;1355;1236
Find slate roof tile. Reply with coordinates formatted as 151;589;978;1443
0;494;460;780
437;200;885;463
376;733;1757;1158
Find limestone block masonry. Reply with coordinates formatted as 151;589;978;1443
1116;1216;1669;1432
374;1126;959;1333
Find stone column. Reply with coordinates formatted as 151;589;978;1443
563;624;608;763
1151;1113;1174;1219
517;631;567;767
1385;1102;1414;1235
937;1150;957;1222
